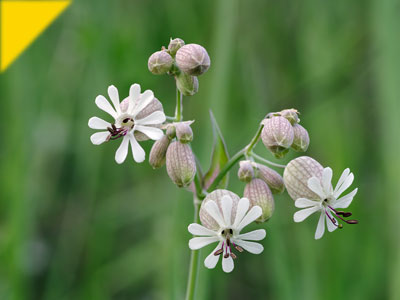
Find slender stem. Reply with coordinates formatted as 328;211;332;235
251;152;287;169
193;171;206;200
185;197;201;300
245;124;264;155
175;88;183;122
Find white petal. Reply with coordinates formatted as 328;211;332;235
134;125;163;140
322;167;333;195
128;83;141;113
132;90;154;117
334;168;350;195
204;242;222;269
222;256;234;273
115;136;130;164
135;111;166;125
204;201;225;227
333;172;354;198
326;211;338;232
295;198;318;208
220;195;233;226
188;223;217;236
129;135;145;163
233;198;250;228
90;131;109;145
314;212;325;239
107;85;121;114
307;177;325;199
95;95;117;119
237;206;262;232
88;117;111;129
233;239;264;254
236;229;266;241
188;236;219;250
333;188;358;209
293;206;320;222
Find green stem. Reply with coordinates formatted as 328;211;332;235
251;152;287;169
185;198;201;300
175;88;183;122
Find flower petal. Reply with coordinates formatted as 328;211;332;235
307;177;325;199
188;236;219;250
128;83;141;113
315;211;325;239
129;135;145;163
326;211;338;232
107;85;121;114
220;195;233;226
204;242;222;269
237;206;262;232
333;188;358;209
293;206;320;222
334;172;354;198
115;136;130;164
204;201;225;227
90;131;109;145
322;167;333;195
295;198;318;208
88;117;111;130
135;111;166;126
333;168;350;195
222;256;234;273
134;125;163;140
188;223;217;236
95;95;117;119
233;240;264;254
132;90;154;117
233;198;250;228
236;229;266;241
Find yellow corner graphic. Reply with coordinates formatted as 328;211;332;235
0;0;71;72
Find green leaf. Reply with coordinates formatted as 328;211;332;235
203;111;230;190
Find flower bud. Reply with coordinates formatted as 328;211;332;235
280;109;299;125
166;141;196;188
200;189;240;230
148;50;174;75
254;163;285;194
261;116;294;157
237;160;254;182
175;44;210;76
175;72;199;96
283;156;323;201
175;122;193;143
244;179;274;222
149;135;170;169
168;38;185;57
166;124;176;140
291;124;310;152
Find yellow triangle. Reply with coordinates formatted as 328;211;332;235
0;0;71;72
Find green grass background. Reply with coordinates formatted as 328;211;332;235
1;0;399;299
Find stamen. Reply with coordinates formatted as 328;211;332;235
224;253;230;258
325;210;338;226
328;206;358;225
346;220;358;224
214;249;223;256
234;245;244;253
230;253;237;259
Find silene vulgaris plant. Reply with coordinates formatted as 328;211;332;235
88;38;359;299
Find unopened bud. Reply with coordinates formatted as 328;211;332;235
175;44;210;76
237;160;254;182
175;122;193;143
291;124;310;152
166;125;176;139
261;116;294;158
254;163;285;194
149;135;170;169
148;50;174;75
280;109;299;125
166;141;196;188
175;72;199;96
283;156;323;201
168;38;185;57
244;179;274;222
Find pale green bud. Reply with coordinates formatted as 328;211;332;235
175;44;210;76
291;124;310;152
280;108;300;125
261;116;294;158
166;141;196;188
253;163;285;194
148;50;174;75
237;160;254;182
149;135;170;169
175;122;193;143
168;38;185;57
244;179;275;222
166;124;176;139
175;72;199;96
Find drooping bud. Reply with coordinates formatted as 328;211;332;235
149;135;170;169
175;121;194;143
168;38;185;57
253;163;285;194
175;44;210;76
261;116;294;158
148;50;174;75
200;189;240;230
291;124;310;152
283;156;323;201
237;160;254;182
244;179;274;222
166;124;176;140
280;109;299;125
175;72;199;96
166;141;196;188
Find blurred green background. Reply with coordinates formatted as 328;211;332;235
1;0;399;299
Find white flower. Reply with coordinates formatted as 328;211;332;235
188;195;266;273
293;167;358;239
88;84;166;164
